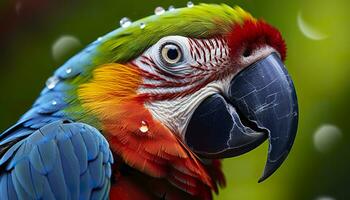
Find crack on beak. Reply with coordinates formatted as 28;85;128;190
185;53;298;182
232;100;269;136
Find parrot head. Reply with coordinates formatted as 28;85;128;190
61;3;298;198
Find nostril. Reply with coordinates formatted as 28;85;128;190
243;48;252;57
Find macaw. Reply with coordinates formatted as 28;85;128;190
0;3;298;200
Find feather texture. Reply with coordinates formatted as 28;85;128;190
101;100;216;199
0;120;113;200
0;3;257;199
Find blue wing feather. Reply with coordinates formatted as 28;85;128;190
0;34;113;200
0;120;113;200
57;135;80;199
80;169;92;200
70;132;88;174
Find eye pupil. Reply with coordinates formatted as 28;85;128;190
161;43;182;65
167;48;179;60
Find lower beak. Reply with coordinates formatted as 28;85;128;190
185;53;298;182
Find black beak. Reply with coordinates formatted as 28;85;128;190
185;53;298;182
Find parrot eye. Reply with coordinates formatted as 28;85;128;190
150;36;191;75
160;43;183;65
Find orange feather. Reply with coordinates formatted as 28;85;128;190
78;64;223;199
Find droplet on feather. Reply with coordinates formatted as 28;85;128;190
187;1;194;8
155;7;165;15
65;67;72;74
140;22;146;29
139;121;149;133
51;100;57;106
168;5;175;11
120;17;132;28
46;76;60;90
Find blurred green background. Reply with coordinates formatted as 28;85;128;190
0;0;349;199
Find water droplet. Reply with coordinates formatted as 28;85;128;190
187;1;194;8
65;67;72;74
120;17;132;28
51;100;57;106
140;22;146;29
155;6;165;15
139;121;149;133
52;35;81;62
168;5;175;11
315;196;336;200
313;124;342;153
46;76;60;90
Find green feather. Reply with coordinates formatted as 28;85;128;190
63;3;251;126
95;4;249;64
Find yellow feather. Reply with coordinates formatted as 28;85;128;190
78;63;141;120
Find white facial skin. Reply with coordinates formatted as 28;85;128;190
132;35;277;139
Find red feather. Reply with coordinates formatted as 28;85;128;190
227;19;287;61
104;101;220;199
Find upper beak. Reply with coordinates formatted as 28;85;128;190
185;53;298;182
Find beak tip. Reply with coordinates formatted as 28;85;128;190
258;168;271;183
258;169;271;183
258;150;290;183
